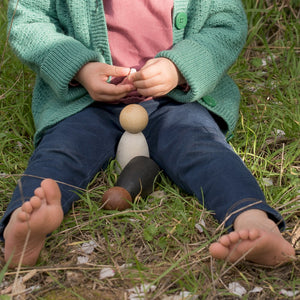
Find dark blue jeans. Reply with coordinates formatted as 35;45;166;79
0;99;285;238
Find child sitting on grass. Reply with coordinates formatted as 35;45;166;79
1;0;295;267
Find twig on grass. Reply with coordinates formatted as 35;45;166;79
0;71;23;100
279;143;285;186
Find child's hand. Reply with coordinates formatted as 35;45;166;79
74;62;135;102
128;58;185;97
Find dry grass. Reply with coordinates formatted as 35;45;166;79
0;0;299;299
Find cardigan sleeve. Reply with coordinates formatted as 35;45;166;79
156;0;248;103
7;0;100;99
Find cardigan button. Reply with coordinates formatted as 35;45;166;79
175;12;187;29
203;96;216;107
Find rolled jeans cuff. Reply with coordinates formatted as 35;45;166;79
224;198;286;232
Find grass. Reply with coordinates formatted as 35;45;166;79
0;0;299;299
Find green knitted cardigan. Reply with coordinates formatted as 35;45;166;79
7;0;248;145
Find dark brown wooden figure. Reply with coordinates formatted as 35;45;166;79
102;156;160;210
101;186;132;211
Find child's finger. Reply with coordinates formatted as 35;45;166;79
89;81;135;102
132;75;161;89
103;64;131;78
99;82;133;96
136;84;168;97
129;63;159;82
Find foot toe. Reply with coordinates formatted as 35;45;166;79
219;235;231;246
209;242;229;259
239;229;250;240
228;231;240;243
18;210;30;222
30;196;42;209
41;179;61;205
22;202;33;214
248;228;260;240
34;186;45;199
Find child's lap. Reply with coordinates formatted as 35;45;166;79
31;98;232;190
36;98;229;169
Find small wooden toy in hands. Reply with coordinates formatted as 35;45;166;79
102;104;160;210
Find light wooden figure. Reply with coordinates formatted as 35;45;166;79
116;104;149;172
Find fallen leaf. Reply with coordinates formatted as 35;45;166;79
119;263;133;269
99;267;115;279
274;129;285;137
261;58;267;66
77;255;89;265
127;283;157;299
195;219;206;233
80;240;97;255
280;289;299;297
228;282;247;297
249;287;263;293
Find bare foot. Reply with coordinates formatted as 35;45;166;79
3;179;64;267
209;209;295;266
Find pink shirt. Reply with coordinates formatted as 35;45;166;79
103;0;173;69
103;0;174;103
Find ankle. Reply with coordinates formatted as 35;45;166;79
233;209;279;233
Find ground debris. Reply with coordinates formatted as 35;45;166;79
291;222;300;250
99;267;115;279
228;282;247;297
80;240;97;255
66;271;84;285
195;219;206;233
127;283;157;299
280;289;299;297
1;269;39;298
162;291;199;300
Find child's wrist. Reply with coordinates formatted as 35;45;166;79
69;79;80;87
178;83;190;92
172;62;185;86
177;72;186;85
